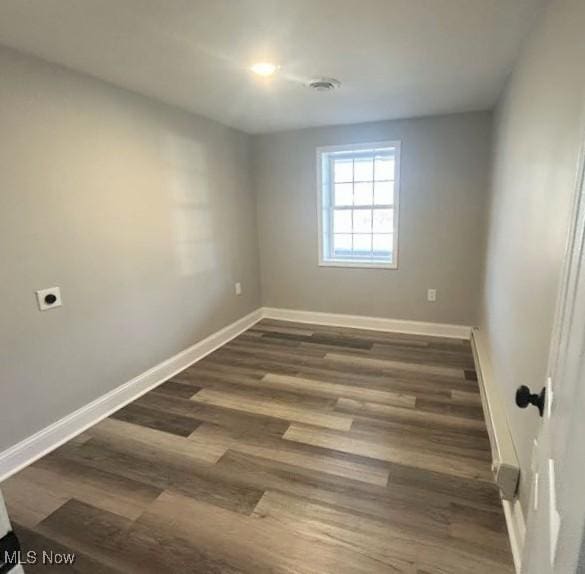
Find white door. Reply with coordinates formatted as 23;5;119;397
522;150;585;573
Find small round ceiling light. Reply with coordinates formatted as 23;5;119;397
250;62;279;77
307;77;341;91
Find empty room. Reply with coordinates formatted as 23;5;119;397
1;1;585;572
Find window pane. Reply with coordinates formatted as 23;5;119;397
333;234;352;254
375;155;395;180
353;234;372;254
334;210;352;233
373;233;393;255
354;157;373;181
321;145;398;266
373;209;393;233
374;181;394;205
353;209;372;233
334;183;353;206
354;182;373;206
334;159;353;182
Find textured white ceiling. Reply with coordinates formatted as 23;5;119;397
0;0;547;133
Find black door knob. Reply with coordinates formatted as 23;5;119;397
515;385;546;417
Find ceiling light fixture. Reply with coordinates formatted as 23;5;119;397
250;62;278;77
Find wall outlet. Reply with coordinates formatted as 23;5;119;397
234;282;242;296
36;286;62;311
427;288;437;302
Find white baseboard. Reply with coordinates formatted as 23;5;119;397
471;330;520;500
503;497;526;573
0;308;263;482
471;328;524;573
262;307;472;339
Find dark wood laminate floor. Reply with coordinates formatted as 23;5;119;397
1;319;514;573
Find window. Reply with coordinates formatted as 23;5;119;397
317;141;400;268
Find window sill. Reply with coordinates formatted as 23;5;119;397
318;259;398;270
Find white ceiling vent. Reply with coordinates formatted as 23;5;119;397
307;78;341;92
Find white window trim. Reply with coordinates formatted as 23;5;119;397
316;140;401;270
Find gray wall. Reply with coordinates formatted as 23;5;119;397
477;0;585;517
253;113;492;326
0;47;261;451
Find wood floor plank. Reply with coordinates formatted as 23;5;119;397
137;490;405;574
153;379;203;399
449;514;512;553
450;389;484;406
191;388;354;431
1;472;70;529
449;501;508;534
178;374;338;410
27;499;246;574
253;490;513;573
85;417;228;464
261;330;375;350
37;498;132;549
284;424;493;482
325;352;466;379
415;397;485;420
52;437;265;516
387;462;501;509
262;372;416;408
190;422;391;487
369;343;476;370
250;323;315;337
346;419;491;462
5;458;161;524
13;524;123;573
334;397;487;433
119;520;247;574
110;401;202;437
263;362;469;398
135;391;291;438
464;369;479;381
216;449;501;517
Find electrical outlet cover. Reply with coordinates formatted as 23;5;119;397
36;287;62;311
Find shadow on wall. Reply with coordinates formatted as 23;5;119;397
164;132;219;278
161;127;237;346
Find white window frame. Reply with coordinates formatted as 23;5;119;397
316;140;401;269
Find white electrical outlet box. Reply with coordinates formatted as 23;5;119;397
36;286;62;311
427;289;437;302
235;282;242;296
